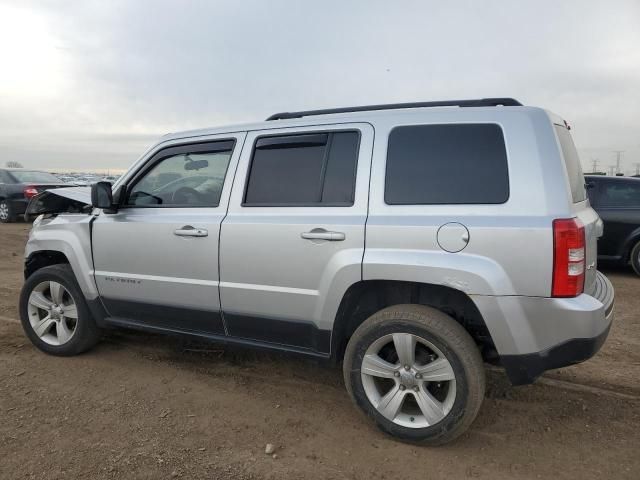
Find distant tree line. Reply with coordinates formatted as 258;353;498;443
5;161;23;168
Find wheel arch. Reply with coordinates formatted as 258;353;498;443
25;250;71;279
25;217;98;300
330;280;497;363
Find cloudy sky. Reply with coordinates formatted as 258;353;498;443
1;0;639;173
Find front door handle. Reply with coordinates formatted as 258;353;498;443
174;225;208;237
301;229;345;241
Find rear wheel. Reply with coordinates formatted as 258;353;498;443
343;304;485;445
19;264;101;355
0;200;15;223
630;241;640;276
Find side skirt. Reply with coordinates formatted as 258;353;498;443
101;316;331;360
88;297;333;359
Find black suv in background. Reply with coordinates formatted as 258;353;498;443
586;175;640;275
0;169;68;223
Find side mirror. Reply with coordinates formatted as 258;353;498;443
91;181;115;210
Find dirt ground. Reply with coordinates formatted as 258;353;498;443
1;222;638;480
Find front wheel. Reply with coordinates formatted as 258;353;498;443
19;264;101;355
343;304;485;445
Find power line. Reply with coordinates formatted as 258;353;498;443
591;158;599;173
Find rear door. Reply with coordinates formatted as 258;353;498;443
92;134;244;334
219;123;373;353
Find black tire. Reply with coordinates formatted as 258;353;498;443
343;304;485;445
0;199;16;223
19;264;101;355
630;241;640;277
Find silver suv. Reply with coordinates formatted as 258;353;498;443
19;98;614;445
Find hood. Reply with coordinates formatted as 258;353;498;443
25;186;92;219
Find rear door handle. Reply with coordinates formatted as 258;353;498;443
301;229;345;241
174;225;208;237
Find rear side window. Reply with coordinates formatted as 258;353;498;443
555;126;586;203
385;124;509;205
244;131;360;206
598;181;640;207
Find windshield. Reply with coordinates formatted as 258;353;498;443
8;170;62;183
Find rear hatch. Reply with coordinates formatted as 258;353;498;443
555;124;599;295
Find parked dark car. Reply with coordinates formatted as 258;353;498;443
586;175;640;275
0;169;68;223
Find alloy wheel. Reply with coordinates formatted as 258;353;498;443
27;281;78;346
361;333;457;428
0;202;8;221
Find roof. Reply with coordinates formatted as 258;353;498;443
586;175;640;181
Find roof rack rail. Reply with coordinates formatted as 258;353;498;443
266;97;523;121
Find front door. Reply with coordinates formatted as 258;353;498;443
92;134;245;334
219;124;373;353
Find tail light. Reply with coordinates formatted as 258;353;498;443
552;218;585;297
23;186;39;199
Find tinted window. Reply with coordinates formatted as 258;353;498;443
385;124;509;205
8;170;62;183
127;143;233;207
555;126;586;203
244;131;359;206
598;180;640;207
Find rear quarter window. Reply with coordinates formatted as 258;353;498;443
385;123;509;205
555;126;586;203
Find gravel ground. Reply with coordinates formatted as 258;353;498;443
0;222;638;479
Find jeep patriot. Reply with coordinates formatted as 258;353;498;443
19;98;614;444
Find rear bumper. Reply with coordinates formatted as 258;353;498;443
472;271;615;385
501;321;611;386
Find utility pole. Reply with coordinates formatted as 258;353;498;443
607;165;616;176
591;158;599;173
613;150;625;174
634;162;640;176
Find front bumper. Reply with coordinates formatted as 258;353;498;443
500;271;614;385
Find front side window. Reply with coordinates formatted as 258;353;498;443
127;142;233;207
385;124;509;205
244;131;360;206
